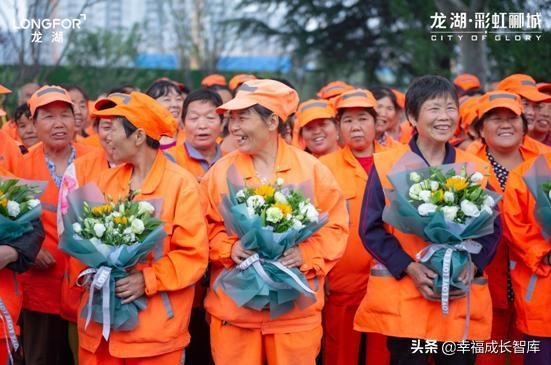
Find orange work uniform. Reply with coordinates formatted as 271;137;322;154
0;129;22;173
200;138;349;365
320;145;390;365
78;151;209;363
165;140;222;181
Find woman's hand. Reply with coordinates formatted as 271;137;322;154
35;248;55;270
279;246;303;268
115;271;145;304
230;240;254;264
405;262;440;301
0;246;18;270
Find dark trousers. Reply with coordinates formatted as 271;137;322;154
524;335;551;365
18;309;74;365
387;336;476;365
185;308;214;365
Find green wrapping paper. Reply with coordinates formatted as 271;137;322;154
522;154;551;239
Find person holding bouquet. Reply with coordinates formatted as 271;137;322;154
0;166;45;364
200;79;349;365
355;75;502;365
74;91;209;364
319;89;390;365
503;152;551;365
14;85;97;365
468;91;550;365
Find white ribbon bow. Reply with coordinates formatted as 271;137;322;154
77;266;113;340
0;299;19;365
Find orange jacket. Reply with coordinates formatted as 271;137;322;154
13;143;96;314
466;135;550;156
398;122;414;144
354;144;494;341
200;138;349;333
503;153;551;337
165;141;222;180
1;121;21;144
78;133;102;149
0;129;22;173
58;149;112;322
78;151;209;357
470;140;551;309
0;166;22;337
320;144;388;305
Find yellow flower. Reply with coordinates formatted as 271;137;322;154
0;198;7;208
254;185;276;198
445;177;469;191
273;202;292;217
114;216;121;225
121;216;128;225
432;189;444;203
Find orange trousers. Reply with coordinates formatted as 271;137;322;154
323;300;390;365
79;340;186;365
476;306;523;365
0;341;9;365
210;316;322;365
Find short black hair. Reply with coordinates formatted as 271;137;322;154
182;88;223;122
473;111;528;135
370;86;399;110
62;84;89;101
252;104;284;125
14;103;30;121
145;80;183;100
118;116;160;150
336;107;377;122
107;85;136;95
207;84;233;96
405;75;459;121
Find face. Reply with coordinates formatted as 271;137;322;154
339;108;376;152
33;101;75;150
375;96;397;135
69;89;88;133
15;113;39;148
301;118;339;156
534;102;550;135
521;98;538;130
216;89;233;104
410;95;458;144
156;88;184;120
184;100;222;152
229;108;277;155
104;117;144;163
96;118;117;162
479;108;524;152
18;83;39;105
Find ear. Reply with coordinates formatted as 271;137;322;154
134;128;147;146
267;114;279;132
407;113;417;129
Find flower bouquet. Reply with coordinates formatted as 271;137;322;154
214;174;328;318
382;153;501;315
59;183;166;339
522;155;551;239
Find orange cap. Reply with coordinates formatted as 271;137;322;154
496;74;551;103
201;74;227;87
295;99;336;129
216;79;299;121
27;85;73;118
459;95;480;131
477;91;522;119
93;92;177;141
229;74;257;91
537;83;551;95
317;81;353;100
334;89;377;111
453;74;481;92
391;89;405;110
0;84;11;94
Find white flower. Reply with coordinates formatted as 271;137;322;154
460;200;480;217
93;223;106;238
235;189;246;202
119;203;125;214
276;177;284;187
246;206;256;218
138;201;155;216
409;183;423;200
131;218;145;235
481;206;493;215
299;202;319;223
274;191;288;204
7;201;20;217
123;227;132;235
482;195;496;209
419;190;432;203
72;222;82;234
266;207;283;223
418;203;437;216
246;195;265;209
409;172;421;183
441;206;459;222
430;181;440;191
444;191;455;203
549;190;551;201
292;218;304;230
90;237;113;257
471;172;484;183
28;199;40;209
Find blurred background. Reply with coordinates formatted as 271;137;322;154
0;0;549;106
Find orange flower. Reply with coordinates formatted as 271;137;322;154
445;177;469;191
254;185;276;198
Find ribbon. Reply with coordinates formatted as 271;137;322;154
0;299;19;365
77;266;112;340
416;239;482;340
237;253;315;295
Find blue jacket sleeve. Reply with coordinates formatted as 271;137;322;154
359;165;413;279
